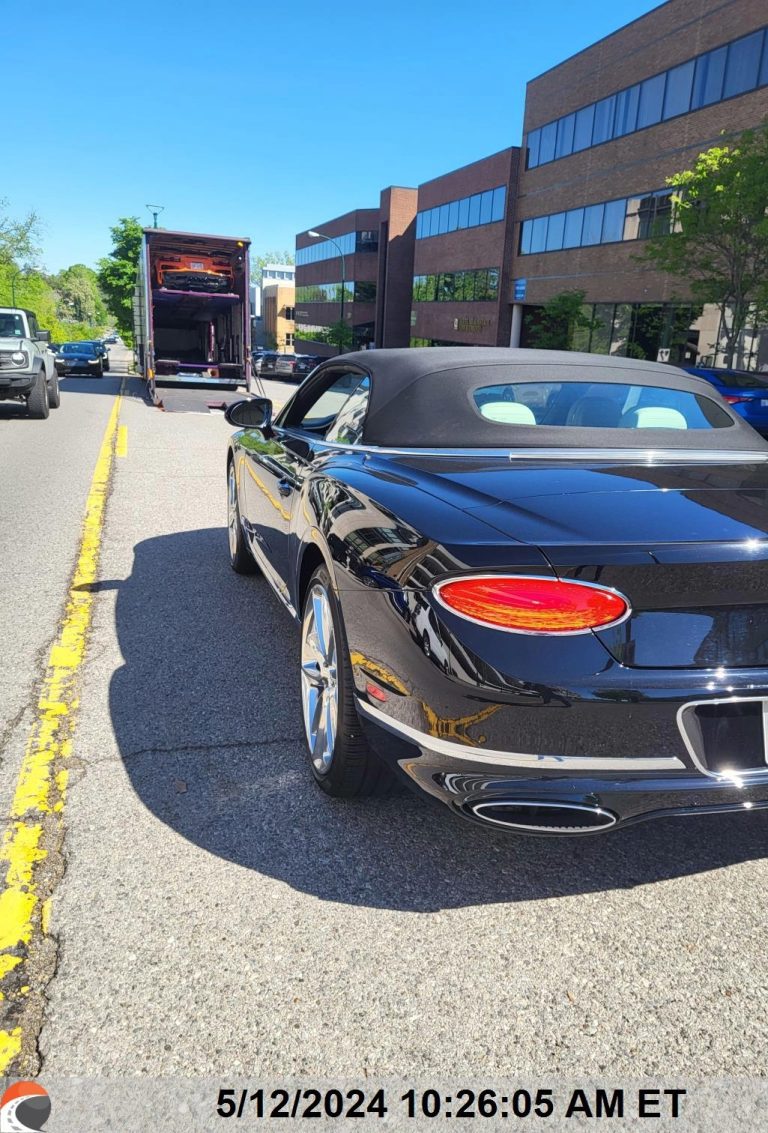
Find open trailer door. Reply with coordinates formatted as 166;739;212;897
138;229;251;401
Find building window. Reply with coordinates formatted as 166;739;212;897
525;24;768;168
411;268;500;303
636;72;666;129
723;29;765;98
295;281;376;304
592;95;616;145
519;183;680;255
296;231;361;265
356;230;379;253
663;60;694;119
416;186;506;240
285;333;294;347
692;45;727;108
284;306;295;320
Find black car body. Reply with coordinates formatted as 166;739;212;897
292;354;326;381
89;340;110;371
225;347;768;835
55;342;104;376
258;352;279;375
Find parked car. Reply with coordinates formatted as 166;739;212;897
258;352;279;375
55;341;104;377
89;340;110;371
251;349;268;375
103;333;120;344
224;347;768;835
0;306;59;418
292;354;326;381
273;353;301;379
683;365;768;435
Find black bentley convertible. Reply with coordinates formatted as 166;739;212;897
225;348;768;835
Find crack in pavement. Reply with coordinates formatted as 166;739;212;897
82;735;305;766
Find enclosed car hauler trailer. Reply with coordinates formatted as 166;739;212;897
133;228;251;402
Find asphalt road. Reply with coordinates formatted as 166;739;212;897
2;352;768;1084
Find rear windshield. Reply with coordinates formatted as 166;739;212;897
473;381;732;430
62;343;95;355
712;370;768;390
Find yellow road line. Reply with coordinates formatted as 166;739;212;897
116;424;128;457
0;386;123;1074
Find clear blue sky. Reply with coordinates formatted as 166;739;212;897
9;0;661;272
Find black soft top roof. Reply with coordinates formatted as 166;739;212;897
332;348;767;450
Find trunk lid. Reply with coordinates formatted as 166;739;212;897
387;453;768;670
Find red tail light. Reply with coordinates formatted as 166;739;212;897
724;395;749;405
434;575;630;634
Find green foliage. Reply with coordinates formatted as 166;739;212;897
251;250;294;283
0;263;104;342
295;321;353;351
0;201;106;342
97;217;143;347
640;123;768;366
0;199;40;266
524;290;597;350
53;263;108;325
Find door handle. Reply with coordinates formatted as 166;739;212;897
277;479;292;497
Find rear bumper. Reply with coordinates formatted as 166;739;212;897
356;696;768;835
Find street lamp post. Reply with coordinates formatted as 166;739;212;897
307;230;347;354
146;204;165;229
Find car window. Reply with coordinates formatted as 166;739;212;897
293;371;369;433
0;313;25;337
62;343;95;355
325;376;371;445
472;381;732;430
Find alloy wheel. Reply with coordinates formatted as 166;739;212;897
301;583;338;773
227;463;239;559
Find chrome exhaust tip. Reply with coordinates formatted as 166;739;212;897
467;799;618;834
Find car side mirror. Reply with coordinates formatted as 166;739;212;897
225;397;273;433
36;329;51;343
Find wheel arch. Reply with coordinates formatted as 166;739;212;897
296;539;330;614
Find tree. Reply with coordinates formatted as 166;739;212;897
640;124;768;367
97;217;143;345
251;250;294;283
524;290;597;350
54;263;108;325
0;199;40;266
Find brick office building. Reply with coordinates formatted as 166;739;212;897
292;0;768;367
295;189;417;356
512;0;768;367
410;148;521;348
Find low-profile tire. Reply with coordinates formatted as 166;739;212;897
47;371;61;409
301;565;395;798
227;459;257;574
26;371;50;419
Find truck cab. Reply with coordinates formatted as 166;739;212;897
0;307;60;418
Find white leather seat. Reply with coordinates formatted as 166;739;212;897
480;402;537;425
620;406;688;429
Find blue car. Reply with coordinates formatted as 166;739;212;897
684;365;768;436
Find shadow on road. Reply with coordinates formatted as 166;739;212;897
107;526;768;911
